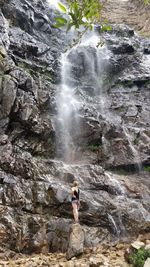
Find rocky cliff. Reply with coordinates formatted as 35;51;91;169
0;0;150;255
103;0;150;37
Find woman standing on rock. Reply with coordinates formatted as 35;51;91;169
71;181;80;223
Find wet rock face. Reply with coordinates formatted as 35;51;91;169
51;24;150;168
0;0;150;255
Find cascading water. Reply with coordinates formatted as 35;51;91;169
55;32;111;162
56;52;81;162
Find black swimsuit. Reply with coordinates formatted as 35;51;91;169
72;189;80;202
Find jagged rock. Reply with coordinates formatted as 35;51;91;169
30;224;49;254
66;224;85;260
9;67;38;99
110;42;135;55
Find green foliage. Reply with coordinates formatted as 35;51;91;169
144;166;150;172
53;0;149;32
54;0;112;33
54;17;68;28
87;144;101;152
58;2;67;13
129;247;150;267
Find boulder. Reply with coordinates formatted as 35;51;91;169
66;223;85;260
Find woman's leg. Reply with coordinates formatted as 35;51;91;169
72;202;79;222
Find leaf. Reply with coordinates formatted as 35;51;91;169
69;12;76;21
53;0;111;33
58;2;67;13
55;17;67;25
101;24;112;32
73;2;79;17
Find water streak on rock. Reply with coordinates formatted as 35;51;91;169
123;126;142;172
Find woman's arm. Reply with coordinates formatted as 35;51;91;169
70;187;75;196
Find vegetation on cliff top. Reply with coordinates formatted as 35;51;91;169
54;0;149;32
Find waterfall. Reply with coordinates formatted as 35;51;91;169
55;31;111;163
56;52;81;162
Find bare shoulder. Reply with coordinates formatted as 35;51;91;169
73;186;79;192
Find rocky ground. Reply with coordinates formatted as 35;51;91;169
0;242;130;267
0;232;150;266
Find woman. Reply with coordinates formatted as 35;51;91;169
71;181;80;223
